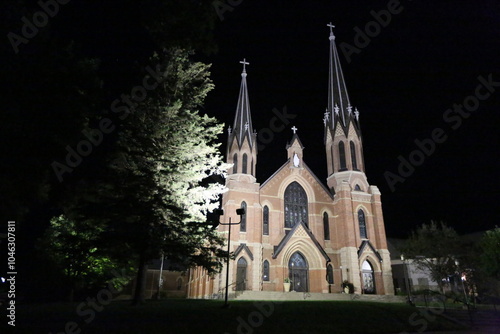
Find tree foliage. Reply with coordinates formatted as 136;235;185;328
0;1;222;301
480;226;500;279
401;221;461;292
37;215;133;300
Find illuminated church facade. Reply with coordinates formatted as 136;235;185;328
187;25;394;297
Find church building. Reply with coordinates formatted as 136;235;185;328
187;24;394;297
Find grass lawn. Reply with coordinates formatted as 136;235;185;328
14;299;465;334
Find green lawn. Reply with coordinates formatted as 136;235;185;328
15;299;465;334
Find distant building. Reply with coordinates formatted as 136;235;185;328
388;239;440;295
187;24;394;298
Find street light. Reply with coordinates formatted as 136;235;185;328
454;260;468;305
401;254;412;305
291;262;295;292
214;207;245;308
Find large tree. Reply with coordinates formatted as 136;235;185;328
401;221;461;293
73;49;228;304
0;1;222;301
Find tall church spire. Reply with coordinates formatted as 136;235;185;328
227;59;257;178
324;23;366;191
231;58;254;148
325;23;359;133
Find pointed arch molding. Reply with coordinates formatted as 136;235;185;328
357;240;382;263
272;221;330;267
234;243;254;261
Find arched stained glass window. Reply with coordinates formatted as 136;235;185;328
350;141;358;170
323;212;330;240
339;141;347;170
327;264;334;284
358;209;367;239
242;153;248;174
263;260;270;281
240;202;247;232
284;182;308;228
233;153;238;174
263;206;269;235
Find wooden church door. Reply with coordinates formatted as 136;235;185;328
289;252;309;292
236;257;247;291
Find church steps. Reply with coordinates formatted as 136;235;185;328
233;291;405;303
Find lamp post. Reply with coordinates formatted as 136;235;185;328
291;262;295;292
454;260;468;305
156;252;164;299
401;254;412;305
215;207;245;309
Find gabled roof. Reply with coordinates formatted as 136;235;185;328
234;243;254;261
286;133;305;150
358;240;382;262
272;221;330;261
260;159;334;200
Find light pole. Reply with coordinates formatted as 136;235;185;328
215;207;245;309
291;262;295;292
156;252;164;299
454;260;468;305
401;254;412;305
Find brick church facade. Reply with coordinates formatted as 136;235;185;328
187;25;394;298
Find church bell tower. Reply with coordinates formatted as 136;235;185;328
227;59;257;182
324;23;368;194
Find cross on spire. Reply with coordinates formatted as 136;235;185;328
291;126;297;134
240;58;250;73
327;22;335;33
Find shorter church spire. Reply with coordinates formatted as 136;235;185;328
231;58;254;148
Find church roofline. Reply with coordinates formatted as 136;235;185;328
272;221;330;261
234;243;254;261
358;240;383;262
286;133;305;150
260;159;334;200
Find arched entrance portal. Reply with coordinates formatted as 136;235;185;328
236;257;247;291
362;260;376;294
289;252;309;292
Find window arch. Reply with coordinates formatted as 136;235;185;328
323;212;330;240
242;153;248;174
284;182;308;228
339;141;347;170
263;206;269;235
233;153;238;174
251;159;254;176
350;141;358;170
263;260;270;281
354;184;362;191
358;209;367;239
327;264;334;284
240;202;247;232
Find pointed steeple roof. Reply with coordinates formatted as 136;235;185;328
325;23;360;134
231;58;254;148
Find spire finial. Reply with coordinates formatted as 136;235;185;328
327;22;335;40
240;58;250;73
291;126;298;134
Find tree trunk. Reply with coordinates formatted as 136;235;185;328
132;251;148;305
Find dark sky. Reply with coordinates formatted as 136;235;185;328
200;1;500;237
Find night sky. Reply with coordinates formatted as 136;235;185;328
200;1;500;237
